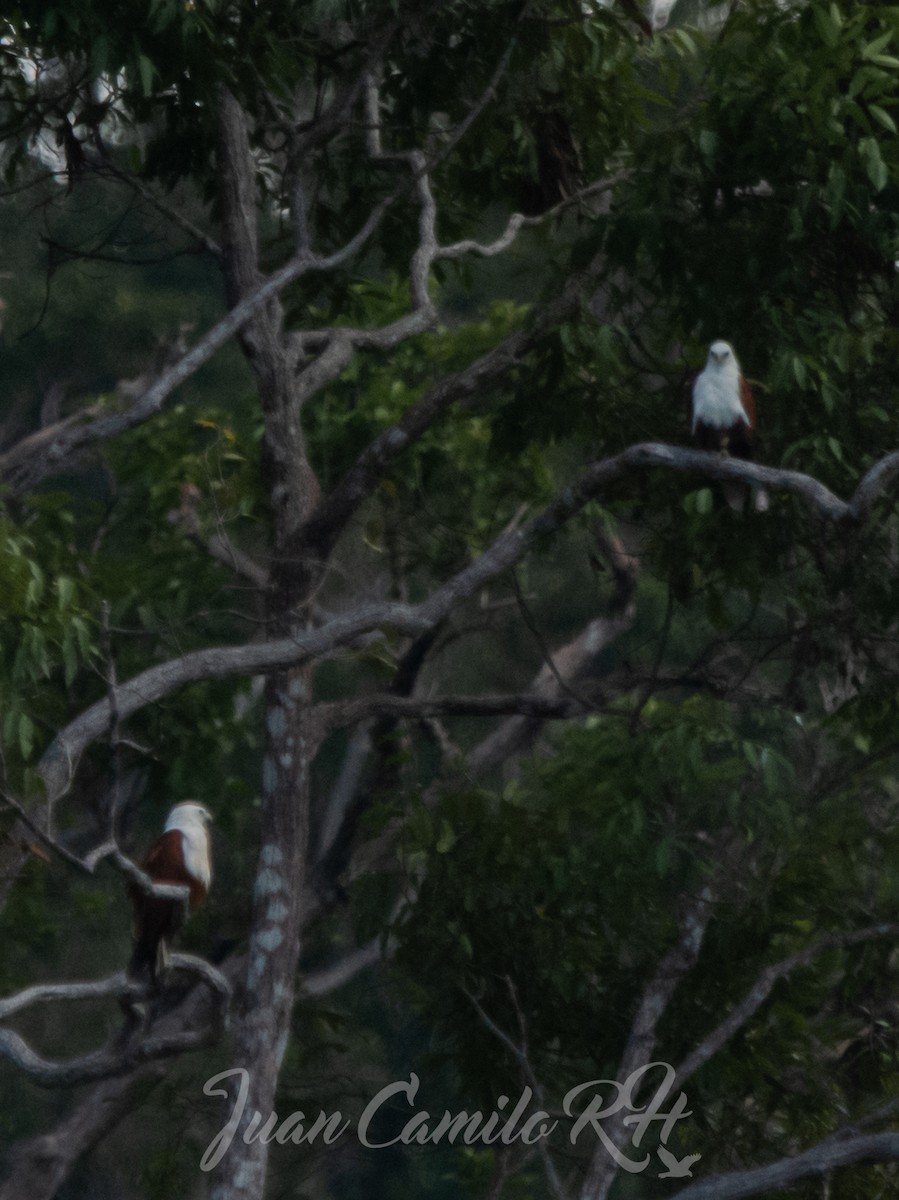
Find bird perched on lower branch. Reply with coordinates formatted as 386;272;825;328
691;340;769;513
127;802;213;987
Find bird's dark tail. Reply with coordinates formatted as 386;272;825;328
722;482;770;513
120;932;162;1026
722;481;747;512
127;931;163;987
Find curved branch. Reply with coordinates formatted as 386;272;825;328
299;313;854;567
0;789;192;908
0;974;133;1022
849;448;899;520
36;441;896;802
1;38;521;502
303;940;381;996
578;879;721;1200
0;164;414;499
666;1131;899;1200
0;1064;168;1200
0;938;375;1198
98;155;223;257
673;922;899;1092
300;326;532;559
0;251;311;496
0;955;230;1088
435;172;630;261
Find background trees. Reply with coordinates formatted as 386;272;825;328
2;1;899;1198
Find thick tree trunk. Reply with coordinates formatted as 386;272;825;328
0;1070;165;1200
208;675;316;1200
208;87;322;1200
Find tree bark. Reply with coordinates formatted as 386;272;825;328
207;87;321;1200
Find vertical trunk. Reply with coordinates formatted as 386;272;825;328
208;673;316;1200
209;88;321;1200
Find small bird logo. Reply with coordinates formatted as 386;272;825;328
657;1146;702;1178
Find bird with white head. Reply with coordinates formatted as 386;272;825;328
127;802;213;986
691;340;769;513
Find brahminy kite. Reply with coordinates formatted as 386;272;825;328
691;340;769;513
127;801;212;986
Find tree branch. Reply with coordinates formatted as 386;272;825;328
435;173;629;261
665;1131;899;1200
0;955;230;1087
303;940;382;996
36;441;895;805
465;981;566;1200
170;484;268;590
579;879;720;1200
0;248;313;496
0;787;193;914
98;155;223;257
318;690;598;732
0;1066;167;1199
470;527;638;772
672;922;899;1092
0;940;375;1198
0;123;431;498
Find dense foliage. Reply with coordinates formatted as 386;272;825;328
2;2;899;1198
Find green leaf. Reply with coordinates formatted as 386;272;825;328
813;6;840;48
698;129;717;159
18;714;34;760
137;54;155;97
863;32;893;60
655;839;673;875
436;820;456;854
55;576;74;611
859;136;889;190
62;633;78;688
71;617;93;658
826;163;846;222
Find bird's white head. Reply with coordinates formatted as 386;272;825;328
164;802;213;888
707;340;738;370
164;802;213;834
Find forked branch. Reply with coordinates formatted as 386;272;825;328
0;954;230;1087
36;441;899;804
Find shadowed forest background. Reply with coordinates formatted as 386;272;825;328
3;1;899;1198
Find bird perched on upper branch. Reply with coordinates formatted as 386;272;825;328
127;802;213;987
691;340;769;513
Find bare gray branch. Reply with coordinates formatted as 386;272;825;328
0;955;230;1087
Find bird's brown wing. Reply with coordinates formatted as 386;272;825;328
127;830;206;983
723;374;756;460
140;830;206;909
739;374;757;432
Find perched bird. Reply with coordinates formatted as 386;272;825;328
127;802;213;987
691;340;769;513
657;1146;702;1178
